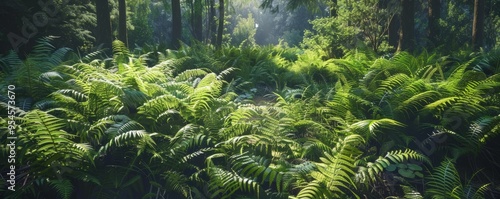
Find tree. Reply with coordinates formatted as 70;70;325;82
193;0;203;41
397;0;415;52
95;0;113;50
172;0;182;49
350;0;396;53
127;0;154;47
330;0;337;17
209;0;217;43
388;14;400;49
428;0;441;46
302;0;398;56
472;0;485;50
260;0;322;12
231;14;257;46
216;0;224;48
118;0;128;47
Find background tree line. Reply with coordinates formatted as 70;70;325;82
1;0;498;57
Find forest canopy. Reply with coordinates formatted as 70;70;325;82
1;0;500;198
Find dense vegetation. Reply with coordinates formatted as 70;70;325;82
1;0;500;198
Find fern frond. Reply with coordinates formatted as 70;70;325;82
401;185;424;199
174;68;209;82
349;118;405;136
230;153;284;190
49;179;73;199
56;89;89;102
98;130;155;155
376;73;411;96
217;67;237;80
189;73;222;113
295;181;333;199
300;134;364;198
40;71;64;83
22;110;70;156
208;167;264;199
162;171;190;197
357;149;430;183
112;40;130;63
16;97;33;111
396;90;441;117
427;159;463;199
423;97;460;116
0;50;22;74
137;94;183;119
48;47;71;66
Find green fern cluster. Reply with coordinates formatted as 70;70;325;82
1;39;500;198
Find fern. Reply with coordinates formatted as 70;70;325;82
112;40;131;66
230;153;285;190
49;179;73;199
98;130;156;155
400;185;424;199
349;118;406;137
396;90;441;118
175;68;209;82
357;149;430;183
427;159;464;199
208;167;264;199
297;134;364;198
376;73;411;96
0;50;22;75
161;171;190;197
189;73;222;113
21;110;72;158
137;94;184;120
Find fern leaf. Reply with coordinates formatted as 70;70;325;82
49;179;73;199
174;68;209;82
301;135;364;198
427;159;463;199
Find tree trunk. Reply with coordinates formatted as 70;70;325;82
172;0;182;49
397;0;415;52
472;0;485;50
388;14;400;50
118;0;128;47
428;0;440;47
216;0;224;49
210;0;217;44
193;0;203;41
330;0;337;17
95;0;112;50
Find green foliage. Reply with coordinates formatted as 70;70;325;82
358;149;429;183
301;0;398;57
1;38;500;199
298;134;364;198
231;14;257;47
302;16;356;58
427;159;490;199
128;0;154;47
49;179;74;199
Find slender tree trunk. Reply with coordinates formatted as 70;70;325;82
172;0;182;49
472;0;485;50
428;0;441;47
95;0;112;50
216;0;224;49
210;0;217;44
397;0;415;52
388;15;399;50
330;0;337;17
193;0;203;41
118;0;128;47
